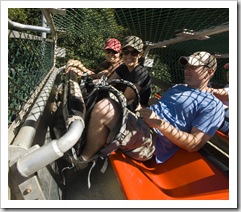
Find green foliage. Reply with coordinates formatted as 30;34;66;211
147;54;173;96
55;8;125;68
151;58;172;83
8;8;28;23
148;54;172;82
8;8;41;26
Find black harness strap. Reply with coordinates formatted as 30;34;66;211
55;72;141;168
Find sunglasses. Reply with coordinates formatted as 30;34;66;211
122;49;139;56
104;49;118;54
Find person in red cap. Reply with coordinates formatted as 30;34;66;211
65;38;123;79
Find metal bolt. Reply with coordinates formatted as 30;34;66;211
23;188;31;195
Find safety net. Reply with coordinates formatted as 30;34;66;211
8;8;229;127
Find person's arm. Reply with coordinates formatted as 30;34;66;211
139;108;211;152
107;71;121;82
108;71;141;103
90;70;108;79
207;87;229;103
65;59;95;76
76;64;95;76
124;83;141;103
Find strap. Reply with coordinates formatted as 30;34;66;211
62;73;141;169
99;140;121;157
100;157;109;173
109;79;140;111
87;160;97;189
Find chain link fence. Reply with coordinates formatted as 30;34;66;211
8;29;54;126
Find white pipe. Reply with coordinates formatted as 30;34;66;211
16;119;85;177
41;14;47;38
8;18;51;34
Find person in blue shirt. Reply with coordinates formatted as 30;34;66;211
77;51;224;167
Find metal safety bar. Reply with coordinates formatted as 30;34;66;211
143;23;229;58
8;18;51;34
9;67;85;177
16;119;84;177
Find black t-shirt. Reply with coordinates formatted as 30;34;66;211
115;64;151;106
95;60;123;78
95;60;111;73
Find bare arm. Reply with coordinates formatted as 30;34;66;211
207;87;229;103
107;71;121;81
90;69;108;79
107;72;141;103
65;59;95;76
139;108;211;152
124;83;141;103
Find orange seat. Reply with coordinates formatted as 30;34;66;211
215;130;229;142
109;148;229;200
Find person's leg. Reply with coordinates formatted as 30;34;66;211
81;98;121;160
119;111;156;161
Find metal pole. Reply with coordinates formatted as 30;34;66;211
41;14;47;39
8;18;51;34
16;120;85;177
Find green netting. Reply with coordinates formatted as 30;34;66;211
54;8;126;67
115;8;228;44
53;8;228;86
8;30;54;124
8;8;229;125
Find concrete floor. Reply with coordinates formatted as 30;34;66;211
62;158;126;200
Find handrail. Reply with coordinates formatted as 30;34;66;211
154;24;229;49
12;67;60;149
40;8;58;68
16;119;84;177
10;66;86;177
8;18;51;33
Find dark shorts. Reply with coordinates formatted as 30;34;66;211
118;110;156;161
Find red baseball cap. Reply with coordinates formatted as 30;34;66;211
224;63;229;69
104;38;121;52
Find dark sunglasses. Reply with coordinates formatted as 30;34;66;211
122;49;139;56
104;49;118;54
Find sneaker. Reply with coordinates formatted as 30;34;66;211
64;154;89;170
73;156;89;170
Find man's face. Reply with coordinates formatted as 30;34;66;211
184;64;209;87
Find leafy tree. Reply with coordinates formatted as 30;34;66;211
8;8;41;26
56;8;125;68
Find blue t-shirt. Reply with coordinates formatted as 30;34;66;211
149;84;224;163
